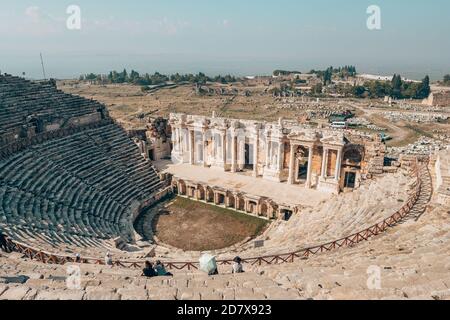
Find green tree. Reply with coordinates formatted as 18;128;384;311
444;74;450;84
391;74;403;99
416;75;430;99
352;85;366;98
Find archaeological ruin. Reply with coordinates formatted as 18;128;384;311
0;74;449;301
169;113;386;194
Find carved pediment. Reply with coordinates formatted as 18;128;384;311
288;130;319;142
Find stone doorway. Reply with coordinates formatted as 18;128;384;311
148;149;155;161
295;146;310;184
344;172;356;189
244;143;253;170
297;160;308;182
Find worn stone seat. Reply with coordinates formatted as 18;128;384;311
0;75;163;257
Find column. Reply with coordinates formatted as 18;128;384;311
225;194;230;207
178;128;182;152
202;131;207;167
172;127;178;151
334;148;343;181
277;141;284;171
231;134;237;172
238;140;244;171
189;130;195;165
266;140;271;169
288;144;296;184
195;188;200;201
321;147;328;178
222;133;227;170
253;133;259;177
306;146;314;188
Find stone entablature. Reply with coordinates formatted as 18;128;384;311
169;113;385;194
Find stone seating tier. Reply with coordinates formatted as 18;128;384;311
0;74;105;134
0;122;163;256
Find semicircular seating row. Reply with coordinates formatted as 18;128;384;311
0;123;162;256
0;75;104;135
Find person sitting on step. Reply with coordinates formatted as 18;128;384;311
142;261;157;278
0;230;10;253
155;260;173;277
104;252;113;266
232;256;244;274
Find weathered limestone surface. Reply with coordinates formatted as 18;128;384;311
169;113;386;195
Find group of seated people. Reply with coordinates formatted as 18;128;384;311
141;256;244;278
142;260;173;277
1;231;245;279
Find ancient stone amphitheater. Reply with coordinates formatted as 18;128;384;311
0;74;449;300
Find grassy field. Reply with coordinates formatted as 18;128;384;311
153;196;269;251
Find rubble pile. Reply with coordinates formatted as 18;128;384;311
397;103;447;113
382;111;449;123
270;101;350;120
387;136;447;158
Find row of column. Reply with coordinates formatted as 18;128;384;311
288;145;343;187
184;127;259;176
178;127;343;184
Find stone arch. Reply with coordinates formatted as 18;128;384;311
343;145;364;167
178;180;187;195
236;195;245;211
260;201;268;217
205;186;214;202
268;204;278;219
226;192;235;208
342;145;364;190
197;185;205;200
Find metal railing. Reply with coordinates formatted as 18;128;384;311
4;160;424;271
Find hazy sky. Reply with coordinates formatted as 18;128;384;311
0;0;449;80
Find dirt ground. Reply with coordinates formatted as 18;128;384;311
59;81;315;128
153;197;269;251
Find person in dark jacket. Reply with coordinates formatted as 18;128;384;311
155;260;173;277
232;256;244;274
0;230;10;253
142;261;157;278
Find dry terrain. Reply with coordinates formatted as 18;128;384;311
152;197;269;251
59;81;318;127
59;80;450;148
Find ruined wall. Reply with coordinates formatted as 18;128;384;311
362;140;386;177
146;117;172;161
345;133;386;179
423;91;450;107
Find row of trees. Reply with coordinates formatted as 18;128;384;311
309;66;357;85
352;75;430;99
443;74;450;85
80;70;238;86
